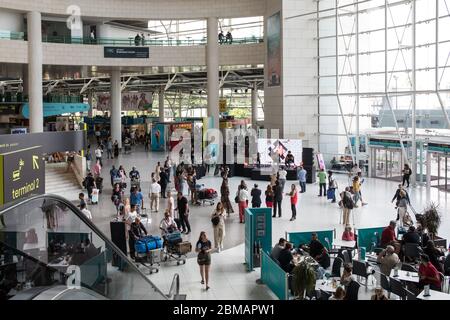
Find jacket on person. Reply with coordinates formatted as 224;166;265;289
377;251;400;275
130;222;147;240
251;188;262;206
273;185;283;201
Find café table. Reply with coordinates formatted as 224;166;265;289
315;278;341;293
390;270;419;283
417;289;450;300
332;239;356;249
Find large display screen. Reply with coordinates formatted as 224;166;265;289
257;139;302;165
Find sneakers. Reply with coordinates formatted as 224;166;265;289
217;247;221;253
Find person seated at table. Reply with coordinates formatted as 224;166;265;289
418;254;442;291
271;238;286;262
423;240;444;273
444;254;450;276
376;245;400;276
316;247;331;269
402;225;422;246
340;263;354;286
304;233;325;260
416;224;430;248
278;242;295;273
380;221;397;248
342;225;355;241
371;287;388;300
329;286;346;300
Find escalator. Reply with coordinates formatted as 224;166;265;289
0;194;174;300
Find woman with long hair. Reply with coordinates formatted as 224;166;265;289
286;184;298;221
265;184;274;215
211;202;226;252
220;178;234;216
196;231;212;290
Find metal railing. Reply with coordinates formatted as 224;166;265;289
166;273;181;300
0;32;263;46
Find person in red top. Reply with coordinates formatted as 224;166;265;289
342;225;355;241
419;254;442;291
380;221;397;248
286;184;298;221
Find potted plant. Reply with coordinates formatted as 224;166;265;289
292;257;317;300
416;202;444;243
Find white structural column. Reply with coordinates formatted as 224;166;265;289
110;69;122;149
251;84;258;129
159;89;165;122
207;17;220;129
27;11;43;133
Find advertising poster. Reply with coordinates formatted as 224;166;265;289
96;92;153;111
257;139;302;165
168;122;193;151
316;153;326;171
151;124;165;151
267;12;281;87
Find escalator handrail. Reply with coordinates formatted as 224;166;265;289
0;193;168;300
167;273;180;299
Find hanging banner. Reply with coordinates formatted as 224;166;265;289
267;11;282;87
96;92;153;111
219;99;227;113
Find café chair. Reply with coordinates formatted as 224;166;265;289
342;250;352;264
405;288;417;300
318;289;332;300
344;280;360;300
331;257;343;278
352;259;374;287
378;271;391;299
389;276;407;300
401;263;418;272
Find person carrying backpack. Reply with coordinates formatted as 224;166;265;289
340;187;354;225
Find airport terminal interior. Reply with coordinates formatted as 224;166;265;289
1;0;450;301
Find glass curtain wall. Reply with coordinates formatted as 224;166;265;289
314;0;450;173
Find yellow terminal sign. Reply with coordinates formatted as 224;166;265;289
0;146;44;206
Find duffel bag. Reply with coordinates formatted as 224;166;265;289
166;231;182;244
143;235;163;250
135;239;148;254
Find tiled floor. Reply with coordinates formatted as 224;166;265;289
84;144;450;300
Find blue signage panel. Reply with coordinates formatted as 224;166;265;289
21;103;90;118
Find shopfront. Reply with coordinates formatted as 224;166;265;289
428;143;450;192
369;138;408;182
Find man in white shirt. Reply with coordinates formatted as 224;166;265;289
278;166;288;192
159;210;178;237
95;146;103;166
150;179;161;212
80;203;92;220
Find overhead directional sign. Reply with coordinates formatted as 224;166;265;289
0;146;45;206
104;46;149;58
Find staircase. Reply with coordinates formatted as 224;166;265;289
45;162;82;201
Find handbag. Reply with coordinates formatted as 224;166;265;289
211;215;220;226
234;196;239;203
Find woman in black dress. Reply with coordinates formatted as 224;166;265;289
196;231;212;290
220;178;234;216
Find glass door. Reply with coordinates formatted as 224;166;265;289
372;148;388;179
387;149;403;181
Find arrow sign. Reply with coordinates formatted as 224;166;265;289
32;155;39;170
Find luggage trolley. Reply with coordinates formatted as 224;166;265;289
134;235;163;274
196;186;218;206
163;231;192;265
